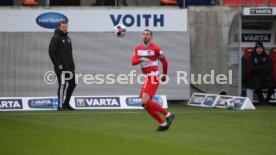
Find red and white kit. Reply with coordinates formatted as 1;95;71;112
131;42;175;130
132;43;168;98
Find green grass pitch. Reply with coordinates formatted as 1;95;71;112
0;104;276;155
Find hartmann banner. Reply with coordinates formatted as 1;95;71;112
0;9;187;32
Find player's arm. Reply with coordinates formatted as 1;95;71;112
132;49;140;66
49;36;62;69
157;50;168;75
157;50;168;82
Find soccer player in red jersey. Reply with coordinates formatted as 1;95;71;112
132;29;175;131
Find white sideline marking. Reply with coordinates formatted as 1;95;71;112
0;111;143;115
1;110;276;116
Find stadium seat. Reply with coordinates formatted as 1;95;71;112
245;0;265;6
244;47;254;83
244;48;254;63
269;0;276;6
22;0;38;6
160;0;177;5
224;0;243;6
269;48;276;82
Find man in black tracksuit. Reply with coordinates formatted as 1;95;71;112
49;21;76;111
249;42;274;105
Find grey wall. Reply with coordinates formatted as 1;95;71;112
0;32;190;100
189;6;242;95
1;5;247;99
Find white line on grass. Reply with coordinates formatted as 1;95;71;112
1;110;276;116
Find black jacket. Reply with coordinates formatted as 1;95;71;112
249;50;273;80
49;29;75;71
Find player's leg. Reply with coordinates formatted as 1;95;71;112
141;93;169;131
145;98;169;116
142;92;175;130
146;75;175;130
64;70;76;110
56;70;66;111
263;78;275;104
141;75;175;131
143;76;169;116
141;93;166;125
252;78;264;105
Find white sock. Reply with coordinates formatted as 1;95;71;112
166;112;171;117
160;123;167;126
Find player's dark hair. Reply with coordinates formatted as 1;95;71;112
58;20;68;26
144;29;152;36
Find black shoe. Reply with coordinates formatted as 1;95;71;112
264;99;271;106
166;114;175;129
57;105;64;111
156;125;168;132
64;104;75;111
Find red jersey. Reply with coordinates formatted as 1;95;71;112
132;43;168;75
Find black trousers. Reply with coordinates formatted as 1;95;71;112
55;69;76;108
252;77;274;102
